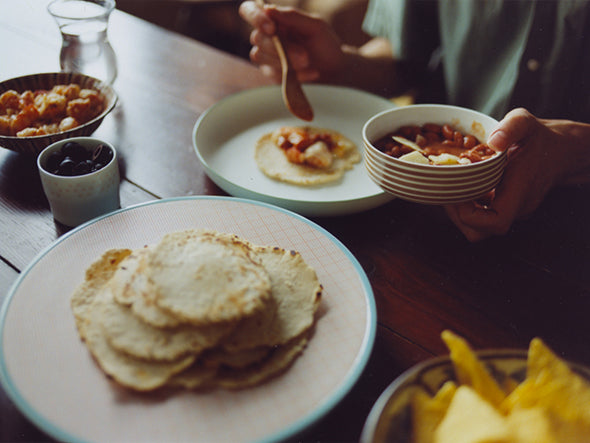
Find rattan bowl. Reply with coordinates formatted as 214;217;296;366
0;72;117;156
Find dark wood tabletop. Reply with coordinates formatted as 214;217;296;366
1;2;589;442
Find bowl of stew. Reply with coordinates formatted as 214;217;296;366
0;72;117;156
362;105;507;205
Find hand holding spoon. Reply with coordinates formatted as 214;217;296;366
255;0;314;121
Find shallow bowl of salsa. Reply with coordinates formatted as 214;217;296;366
362;105;507;205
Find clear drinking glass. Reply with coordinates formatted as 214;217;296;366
48;0;117;85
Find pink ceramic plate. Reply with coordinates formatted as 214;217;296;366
0;196;376;443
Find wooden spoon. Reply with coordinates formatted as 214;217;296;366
255;0;314;121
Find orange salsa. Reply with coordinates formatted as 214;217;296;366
373;123;498;164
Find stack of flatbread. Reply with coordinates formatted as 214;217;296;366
71;229;322;392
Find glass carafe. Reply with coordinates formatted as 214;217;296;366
48;0;117;85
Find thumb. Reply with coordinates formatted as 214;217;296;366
488;108;538;152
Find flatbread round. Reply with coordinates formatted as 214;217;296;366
71;248;132;337
70;229;322;392
111;247;184;328
255;126;360;186
147;230;272;325
212;335;309;390
71;251;195;391
203;346;271;369
99;286;235;361
222;245;322;351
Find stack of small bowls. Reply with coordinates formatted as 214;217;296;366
362;105;508;205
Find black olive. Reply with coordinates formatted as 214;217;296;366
73;159;93;175
47;141;113;176
91;162;104;172
61;141;87;162
58;157;76;176
46;151;65;173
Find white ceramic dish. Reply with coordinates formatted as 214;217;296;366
193;85;395;217
362;105;507;205
370;179;497;205
364;149;506;187
0;197;377;443
364;154;504;204
366;170;502;198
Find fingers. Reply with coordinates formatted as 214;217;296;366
444;109;570;242
249;29;279;63
249;30;317;82
445;111;538;242
240;1;337;83
444;205;491;243
444;162;529;242
240;2;280;80
250;29;310;69
239;1;275;35
444;196;515;242
488;108;538;152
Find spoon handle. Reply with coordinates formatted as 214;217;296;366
254;0;314;121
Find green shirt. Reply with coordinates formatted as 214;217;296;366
363;0;590;121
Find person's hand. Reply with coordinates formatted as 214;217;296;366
238;1;345;84
445;108;590;242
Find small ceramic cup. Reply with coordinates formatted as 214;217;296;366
37;137;120;227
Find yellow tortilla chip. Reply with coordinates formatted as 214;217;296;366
409;333;590;443
434;385;510;443
522;340;589;422
501;339;590;440
441;330;507;408
505;407;556;443
411;381;457;443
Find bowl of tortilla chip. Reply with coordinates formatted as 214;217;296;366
360;331;590;443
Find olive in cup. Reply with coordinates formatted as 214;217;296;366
37;137;120;227
44;140;114;176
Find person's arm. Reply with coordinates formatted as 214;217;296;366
238;1;418;97
445;108;590;242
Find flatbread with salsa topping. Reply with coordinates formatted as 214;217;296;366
255;126;360;186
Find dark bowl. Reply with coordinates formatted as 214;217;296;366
0;72;117;156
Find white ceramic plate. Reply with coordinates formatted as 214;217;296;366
0;197;376;443
193;85;395;216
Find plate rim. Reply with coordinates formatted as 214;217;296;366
192;84;395;216
0;195;377;443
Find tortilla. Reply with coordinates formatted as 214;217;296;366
147;230;272;325
212;335;309;390
71;229;322;392
222;245;322;351
71;248;132;338
110;247;185;328
255;126;360;186
99;285;234;361
71;252;195;391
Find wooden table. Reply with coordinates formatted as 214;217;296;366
1;2;589;441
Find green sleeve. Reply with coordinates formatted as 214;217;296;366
362;0;439;63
